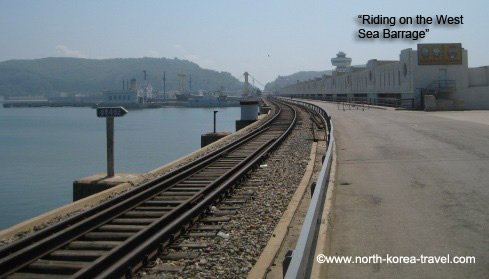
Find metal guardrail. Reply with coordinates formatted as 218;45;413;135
277;97;335;279
285;95;415;109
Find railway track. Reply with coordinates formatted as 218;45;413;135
0;98;297;278
140;103;324;278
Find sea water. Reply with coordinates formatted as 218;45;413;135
0;106;240;229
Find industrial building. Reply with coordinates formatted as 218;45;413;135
103;90;138;103
102;78;140;104
279;44;489;110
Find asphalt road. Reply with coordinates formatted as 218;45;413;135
310;101;489;278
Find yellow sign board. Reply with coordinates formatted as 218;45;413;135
417;43;462;65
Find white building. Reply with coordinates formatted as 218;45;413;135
280;44;489;110
102;90;139;104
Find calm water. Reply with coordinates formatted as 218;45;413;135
0;105;240;229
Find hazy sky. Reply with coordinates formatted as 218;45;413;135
1;0;487;86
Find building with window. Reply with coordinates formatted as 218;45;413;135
102;90;139;104
279;44;489;110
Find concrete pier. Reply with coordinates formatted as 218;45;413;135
73;173;139;201
260;105;271;114
201;131;231;147
236;99;259;131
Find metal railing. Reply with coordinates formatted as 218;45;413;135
277;97;334;279
283;95;415;109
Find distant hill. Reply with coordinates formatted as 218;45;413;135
264;70;332;93
0;57;243;97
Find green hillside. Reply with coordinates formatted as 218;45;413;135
0;57;243;97
264;70;332;93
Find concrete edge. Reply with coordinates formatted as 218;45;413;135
0;109;274;241
310;141;337;278
247;141;318;279
0;182;134;240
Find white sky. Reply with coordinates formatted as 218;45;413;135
0;0;487;86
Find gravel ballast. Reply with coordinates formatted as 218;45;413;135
140;104;325;278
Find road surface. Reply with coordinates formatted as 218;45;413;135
310;101;489;278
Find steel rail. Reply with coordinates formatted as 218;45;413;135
83;102;297;278
0;101;281;276
0;124;275;276
0;102;281;262
0;99;298;278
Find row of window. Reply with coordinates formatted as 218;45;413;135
293;68;405;93
108;95;132;101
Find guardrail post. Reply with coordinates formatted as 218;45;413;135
310;182;317;198
283;250;294;278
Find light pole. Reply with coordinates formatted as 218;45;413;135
213;110;218;133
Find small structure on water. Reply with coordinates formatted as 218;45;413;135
235;99;259;131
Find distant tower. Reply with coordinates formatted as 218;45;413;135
331;51;352;73
178;74;187;93
143;70;147;81
243;72;250;97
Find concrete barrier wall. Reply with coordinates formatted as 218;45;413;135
464;86;489;109
469;66;489;87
